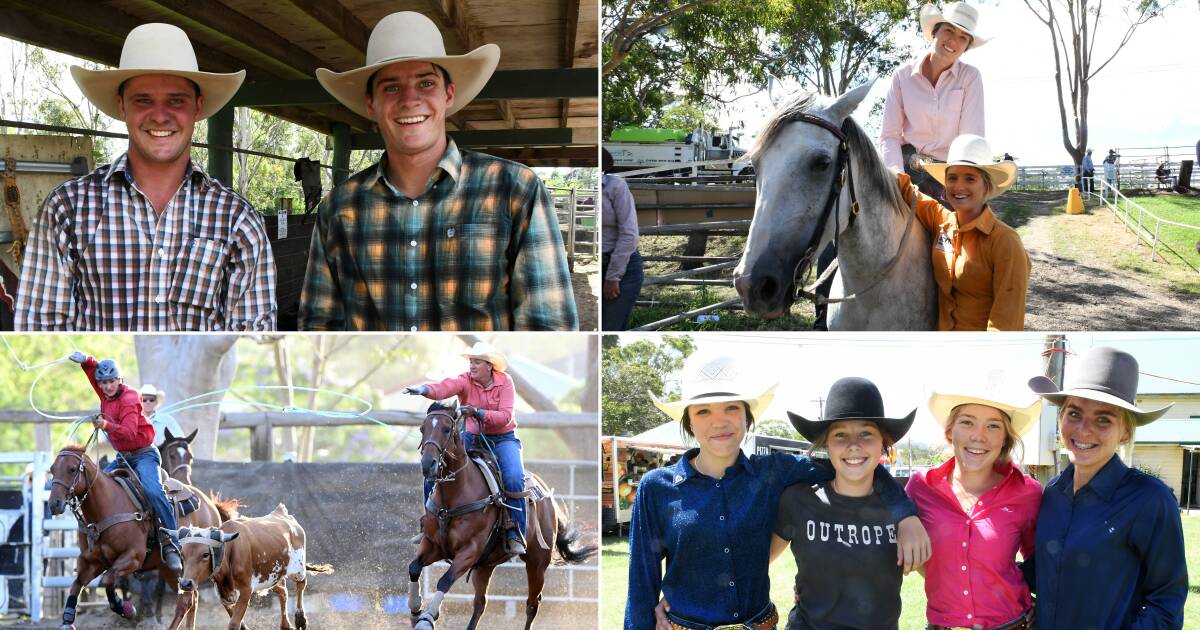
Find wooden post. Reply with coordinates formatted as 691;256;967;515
682;232;709;271
331;123;351;186
34;423;52;452
251;419;273;461
567;188;578;272
207;106;235;187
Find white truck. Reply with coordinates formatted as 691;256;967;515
604;126;751;176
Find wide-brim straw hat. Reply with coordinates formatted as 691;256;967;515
316;11;499;119
71;23;245;121
139;384;164;401
650;354;777;423
920;2;990;50
927;387;1042;438
1028;347;1172;426
787;377;915;445
922;134;1017;200
462;342;507;374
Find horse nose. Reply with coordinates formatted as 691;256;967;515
48;498;63;515
421;456;435;478
735;272;785;318
179;578;194;591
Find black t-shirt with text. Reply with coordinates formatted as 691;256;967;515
773;481;902;630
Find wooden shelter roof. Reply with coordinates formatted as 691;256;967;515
4;0;598;166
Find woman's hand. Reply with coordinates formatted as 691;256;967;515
653;596;671;630
896;515;931;575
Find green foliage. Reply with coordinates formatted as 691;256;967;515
755;417;798;438
537;167;600;191
657;101;722;132
601;335;694;435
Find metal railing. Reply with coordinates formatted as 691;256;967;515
1090;178;1200;268
550;187;598;267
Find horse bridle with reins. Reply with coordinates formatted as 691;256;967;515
51;449;96;509
161;438;193;479
418;409;470;484
784;114;918;306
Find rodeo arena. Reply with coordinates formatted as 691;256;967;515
0;335;600;629
607;129;1200;331
0;0;601;331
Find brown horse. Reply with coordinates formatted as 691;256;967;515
46;445;233;630
408;402;597;630
160;428;198;484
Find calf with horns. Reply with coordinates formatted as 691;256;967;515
163;503;332;630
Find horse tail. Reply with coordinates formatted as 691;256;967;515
304;563;334;575
552;496;598;564
209;492;241;522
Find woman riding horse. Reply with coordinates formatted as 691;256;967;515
897;134;1031;330
405;342;527;555
69;351;182;572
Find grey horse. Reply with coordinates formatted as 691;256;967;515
733;82;937;330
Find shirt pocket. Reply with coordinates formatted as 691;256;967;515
169;237;229;325
433;222;508;312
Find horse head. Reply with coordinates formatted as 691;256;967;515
47;446;94;516
419;400;464;481
160;428;198;482
734;81;875;318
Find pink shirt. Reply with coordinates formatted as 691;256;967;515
424;370;515;435
880;55;985;171
906;458;1042;628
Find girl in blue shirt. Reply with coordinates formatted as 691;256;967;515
1026;347;1186;629
624;355;930;630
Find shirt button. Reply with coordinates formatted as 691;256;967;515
724;548;730;553
410;240;417;247
410;326;417;332
963;590;969;596
961;565;967;571
732;612;739;618
158;247;166;258
715;482;721;488
719;515;725;521
411;199;418;207
728;581;734;587
410;283;417;290
967;614;973;620
962;542;967;548
154;295;164;304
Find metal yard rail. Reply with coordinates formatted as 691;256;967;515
1090;179;1200;270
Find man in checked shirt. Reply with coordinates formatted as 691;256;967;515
15;23;276;331
302;11;578;331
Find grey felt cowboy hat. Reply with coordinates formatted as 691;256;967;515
1027;347;1172;426
788;377;915;444
71;23;245;121
315;11;500;119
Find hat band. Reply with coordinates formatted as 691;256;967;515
687;391;741;401
1067;383;1134;404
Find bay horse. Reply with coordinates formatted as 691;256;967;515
160;428;198;484
46;444;235;630
733;81;938;330
408;402;598;630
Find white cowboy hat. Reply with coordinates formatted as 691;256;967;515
139;384;165;400
928;385;1042;439
315;12;500;119
922;134;1017;200
462;342;507;373
920;2;990;50
650;355;777;423
70;23;245;122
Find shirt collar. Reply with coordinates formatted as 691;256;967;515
926;455;1026;493
670;448;753;485
1051;455;1128;502
911;54;962;80
374;137;463;196
105;153;211;191
958;206;997;235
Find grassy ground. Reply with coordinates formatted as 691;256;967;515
603;514;1200;629
1123;195;1200;270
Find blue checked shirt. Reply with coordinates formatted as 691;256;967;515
15;154;276;331
298;139;578;331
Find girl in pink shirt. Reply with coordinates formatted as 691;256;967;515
906;386;1043;630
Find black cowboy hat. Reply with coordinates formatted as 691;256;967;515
787;377;915;444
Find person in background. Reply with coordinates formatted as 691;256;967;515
1080;148;1095;194
1102;149;1119;191
601;148;643;330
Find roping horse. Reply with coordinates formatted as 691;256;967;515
733;81;938;329
46;444;235;630
408;402;598;630
160;428;199;484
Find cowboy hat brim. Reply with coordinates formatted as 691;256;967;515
928;390;1042;438
787;409;917;445
651;384;777;424
315;44;500;120
1027;376;1173;426
920;4;990;50
70;66;245;122
462;351;507;373
923;160;1017;200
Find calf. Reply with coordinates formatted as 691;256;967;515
164;503;332;630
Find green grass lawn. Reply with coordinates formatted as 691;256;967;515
1124;195;1200;270
603;514;1200;629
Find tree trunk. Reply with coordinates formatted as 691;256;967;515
272;337;296;457
134;336;238;460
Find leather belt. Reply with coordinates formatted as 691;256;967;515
669;604;778;630
927;607;1033;630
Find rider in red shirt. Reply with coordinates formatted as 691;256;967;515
69;351;181;571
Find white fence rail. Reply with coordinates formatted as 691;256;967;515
1090;179;1200;267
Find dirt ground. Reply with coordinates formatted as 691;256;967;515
572;257;601;330
992;190;1199;331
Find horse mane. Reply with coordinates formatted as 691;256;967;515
209;491;241;522
748;89;908;216
59;444;86;454
427;400;456;413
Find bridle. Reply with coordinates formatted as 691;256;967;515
418;409;470;484
50;449;96;507
782;114;917;306
161;438;193;479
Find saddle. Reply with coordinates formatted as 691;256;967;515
85;467;200;551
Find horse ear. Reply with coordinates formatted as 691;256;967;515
185;429;198;444
825;79;877;125
164;428;176;442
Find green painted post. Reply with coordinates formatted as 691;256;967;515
207;106;234;187
331;122;351;185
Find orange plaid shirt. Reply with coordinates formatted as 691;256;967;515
898;172;1030;331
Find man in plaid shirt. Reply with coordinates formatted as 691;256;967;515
303;11;578;331
15;23;276;331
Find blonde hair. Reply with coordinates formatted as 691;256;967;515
1055;399;1137;457
944;404;1024;464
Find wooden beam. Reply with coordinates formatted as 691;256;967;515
430;0;486;53
142;0;326;78
351;128;573;150
284;0;371;54
496;100;517;129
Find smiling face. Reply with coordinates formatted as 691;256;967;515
118;74;202;170
684;401;749;460
142;395;159;415
98;379;121;398
1059;396;1131;473
468;358;493;383
947;404;1010;473
824;420;885;485
366;61;455;160
944;165;990;215
931;22;971;65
